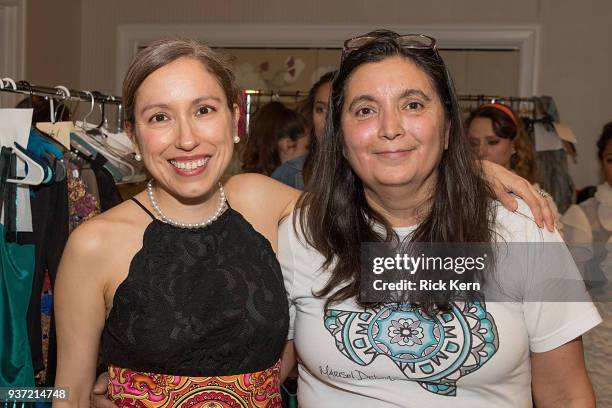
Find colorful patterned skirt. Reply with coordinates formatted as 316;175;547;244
107;361;282;407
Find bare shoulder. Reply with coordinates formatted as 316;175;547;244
225;173;300;219
225;173;279;202
62;198;147;262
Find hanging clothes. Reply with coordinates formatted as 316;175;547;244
67;159;101;231
20;175;69;385
528;96;575;213
0;147;36;388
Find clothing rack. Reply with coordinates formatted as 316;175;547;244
243;89;310;133
0;78;122;105
458;94;536;104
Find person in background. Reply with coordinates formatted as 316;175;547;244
272;71;335;189
562;121;612;406
466;103;534;182
281;29;598;407
241;101;308;176
466;103;563;231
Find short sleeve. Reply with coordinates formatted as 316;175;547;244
524;301;601;353
278;217;297;340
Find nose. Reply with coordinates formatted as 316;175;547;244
378;108;404;141
175;116;199;151
475;143;487;160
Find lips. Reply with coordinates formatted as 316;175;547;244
169;156;210;170
374;148;416;159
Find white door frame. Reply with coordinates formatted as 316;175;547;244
117;24;540;97
0;0;26;106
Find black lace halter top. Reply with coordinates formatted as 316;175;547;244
102;198;289;376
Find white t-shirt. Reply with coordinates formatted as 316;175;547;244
278;201;601;408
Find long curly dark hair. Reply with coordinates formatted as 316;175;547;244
297;30;497;314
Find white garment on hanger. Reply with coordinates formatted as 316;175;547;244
0;108;33;232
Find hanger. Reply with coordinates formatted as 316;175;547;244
97;97;106;129
16;80;34;107
1;77;17;91
6;142;45;185
54;85;71;122
77;90;95;131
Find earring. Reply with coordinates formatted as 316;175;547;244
511;146;516;155
233;134;241;144
134;153;142;161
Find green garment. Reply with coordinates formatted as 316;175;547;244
0;223;35;387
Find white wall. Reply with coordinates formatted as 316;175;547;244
25;0;612;189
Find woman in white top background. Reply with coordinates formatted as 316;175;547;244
563;121;612;406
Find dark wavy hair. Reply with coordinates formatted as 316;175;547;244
297;30;497;314
302;71;336;185
241;101;307;176
466;105;536;183
597;121;612;160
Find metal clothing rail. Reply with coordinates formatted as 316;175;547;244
458;94;536;104
243;89;310;133
0;78;122;105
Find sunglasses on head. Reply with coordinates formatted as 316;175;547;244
341;34;438;62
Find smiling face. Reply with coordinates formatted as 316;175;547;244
341;56;448;199
467;116;513;169
129;57;238;201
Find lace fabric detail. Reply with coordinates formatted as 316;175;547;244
102;208;289;376
107;361;282;407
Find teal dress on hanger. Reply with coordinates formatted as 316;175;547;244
0;146;36;388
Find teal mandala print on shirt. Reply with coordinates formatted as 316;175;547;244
323;301;498;396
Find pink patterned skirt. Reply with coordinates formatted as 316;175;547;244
107;360;282;407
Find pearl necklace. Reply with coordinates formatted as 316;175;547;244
146;180;227;229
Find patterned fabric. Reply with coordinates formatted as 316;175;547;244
107;361;282;407
67;160;100;232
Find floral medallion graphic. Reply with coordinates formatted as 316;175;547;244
323;301;498;396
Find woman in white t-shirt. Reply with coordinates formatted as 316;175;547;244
281;30;600;407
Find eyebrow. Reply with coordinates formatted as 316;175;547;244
139;96;223;114
399;89;431;102
347;89;431;111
